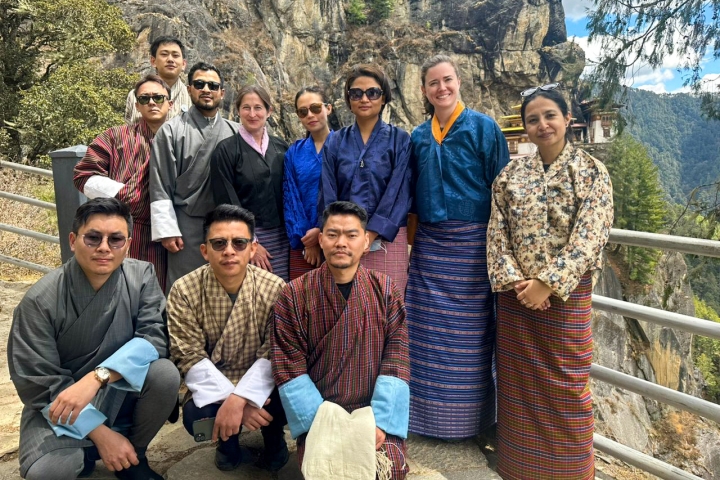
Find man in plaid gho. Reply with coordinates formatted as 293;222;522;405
166;204;288;472
272;201;411;479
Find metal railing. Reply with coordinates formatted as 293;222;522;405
591;232;720;480
0;161;57;273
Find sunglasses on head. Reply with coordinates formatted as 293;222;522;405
520;83;561;98
137;94;169;105
296;103;326;118
81;233;127;249
191;80;222;91
207;237;252;252
347;87;384;102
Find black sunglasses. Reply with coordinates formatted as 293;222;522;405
207;237;252;252
520;83;561;98
296;103;326;118
192;80;222;91
81;233;127;249
347;87;383;102
137;94;169;105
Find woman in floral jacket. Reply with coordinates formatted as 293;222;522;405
487;85;614;480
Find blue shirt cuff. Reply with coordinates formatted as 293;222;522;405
371;375;409;439
42;403;106;439
99;338;159;392
366;213;400;242
278;374;324;438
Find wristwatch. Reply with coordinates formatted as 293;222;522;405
94;367;111;388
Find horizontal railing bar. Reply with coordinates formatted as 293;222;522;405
590;363;720;424
609;229;720;258
0;253;53;273
593;434;702;480
0;223;60;244
0;160;53;178
592;295;720;341
0;191;56;210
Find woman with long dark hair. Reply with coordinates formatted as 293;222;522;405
283;86;333;280
487;84;613;479
318;64;412;295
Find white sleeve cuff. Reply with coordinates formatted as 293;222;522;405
84;176;124;199
185;358;234;408
151;199;182;240
233;358;274;408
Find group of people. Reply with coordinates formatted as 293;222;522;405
8;34;614;480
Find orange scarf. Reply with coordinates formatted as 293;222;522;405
431;102;465;144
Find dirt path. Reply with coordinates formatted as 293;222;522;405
0;281;32;458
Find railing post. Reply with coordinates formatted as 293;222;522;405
48;145;87;263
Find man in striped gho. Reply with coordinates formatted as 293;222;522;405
272;201;411;479
74;74;173;291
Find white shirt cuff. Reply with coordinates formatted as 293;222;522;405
185;358;234;408
233;358;274;408
84;176;124;199
151;199;182;240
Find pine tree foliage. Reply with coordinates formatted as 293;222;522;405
586;0;720;120
346;0;367;25
369;0;393;19
0;0;135;160
693;296;720;403
606;134;668;283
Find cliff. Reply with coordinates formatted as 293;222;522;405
593;253;720;478
110;0;584;138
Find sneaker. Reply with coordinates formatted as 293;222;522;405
255;443;289;472
114;457;163;480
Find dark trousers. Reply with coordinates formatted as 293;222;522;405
182;388;286;453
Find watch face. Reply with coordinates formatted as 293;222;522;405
96;367;110;382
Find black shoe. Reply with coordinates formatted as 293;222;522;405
255;443;289;472
114;457;163;480
214;436;254;471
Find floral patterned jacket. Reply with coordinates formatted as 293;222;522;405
487;143;614;301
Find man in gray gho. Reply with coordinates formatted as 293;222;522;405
149;62;239;292
8;198;180;480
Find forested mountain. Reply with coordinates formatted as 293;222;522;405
622;88;720;202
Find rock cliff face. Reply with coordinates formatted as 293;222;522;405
592;253;720;478
110;0;584;138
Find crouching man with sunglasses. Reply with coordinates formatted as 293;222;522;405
9;198;181;480
166;204;289;472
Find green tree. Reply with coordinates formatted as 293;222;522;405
586;0;720;120
693;296;720;402
0;0;135;159
346;0;367;25
369;0;393;20
16;62;136;162
605;134;668;283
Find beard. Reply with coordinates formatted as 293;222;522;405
193;96;220;111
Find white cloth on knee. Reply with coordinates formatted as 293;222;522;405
302;401;376;480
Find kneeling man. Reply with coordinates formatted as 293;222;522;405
272;201;410;479
9;198;180;480
167;204;288;471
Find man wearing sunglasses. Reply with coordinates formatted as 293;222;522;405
125;36;191;124
149;62;239;293
9;198;180;480
75;74;174;291
166;204;289;472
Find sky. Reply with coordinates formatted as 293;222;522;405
562;0;720;94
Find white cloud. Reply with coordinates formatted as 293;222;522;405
638;83;669;94
670;73;720;94
562;0;593;21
